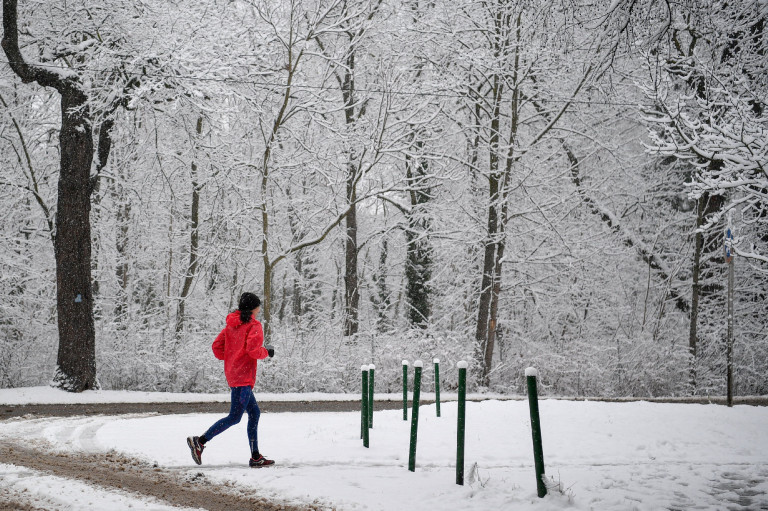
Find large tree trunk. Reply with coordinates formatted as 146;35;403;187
51;88;98;391
3;0;98;391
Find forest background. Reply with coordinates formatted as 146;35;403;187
1;0;766;397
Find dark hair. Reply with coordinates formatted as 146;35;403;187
238;292;261;323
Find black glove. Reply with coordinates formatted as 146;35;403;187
265;345;275;358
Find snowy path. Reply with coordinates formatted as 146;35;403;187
1;399;767;510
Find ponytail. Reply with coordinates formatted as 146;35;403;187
237;292;261;324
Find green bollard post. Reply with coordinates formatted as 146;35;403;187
434;358;441;418
402;360;409;421
456;361;467;485
361;365;369;448
408;360;423;472
368;364;375;428
361;365;366;440
526;367;547;497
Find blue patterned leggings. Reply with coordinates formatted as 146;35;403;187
204;386;261;455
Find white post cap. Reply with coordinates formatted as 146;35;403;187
414;360;423;368
433;358;440;364
402;360;409;366
457;361;468;369
361;364;369;372
369;364;376;370
525;367;538;377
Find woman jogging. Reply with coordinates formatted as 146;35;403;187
187;292;275;468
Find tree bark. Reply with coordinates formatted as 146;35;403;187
52;88;97;391
475;71;503;385
342;49;360;338
476;7;514;386
175;116;203;334
343;160;360;337
3;0;98;391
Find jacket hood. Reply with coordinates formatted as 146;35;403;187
226;311;246;328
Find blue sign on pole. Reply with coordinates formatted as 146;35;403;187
725;228;734;263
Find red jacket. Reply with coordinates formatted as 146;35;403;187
212;312;269;388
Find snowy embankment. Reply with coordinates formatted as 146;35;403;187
1;387;767;510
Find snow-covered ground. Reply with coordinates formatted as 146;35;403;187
1;387;767;510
